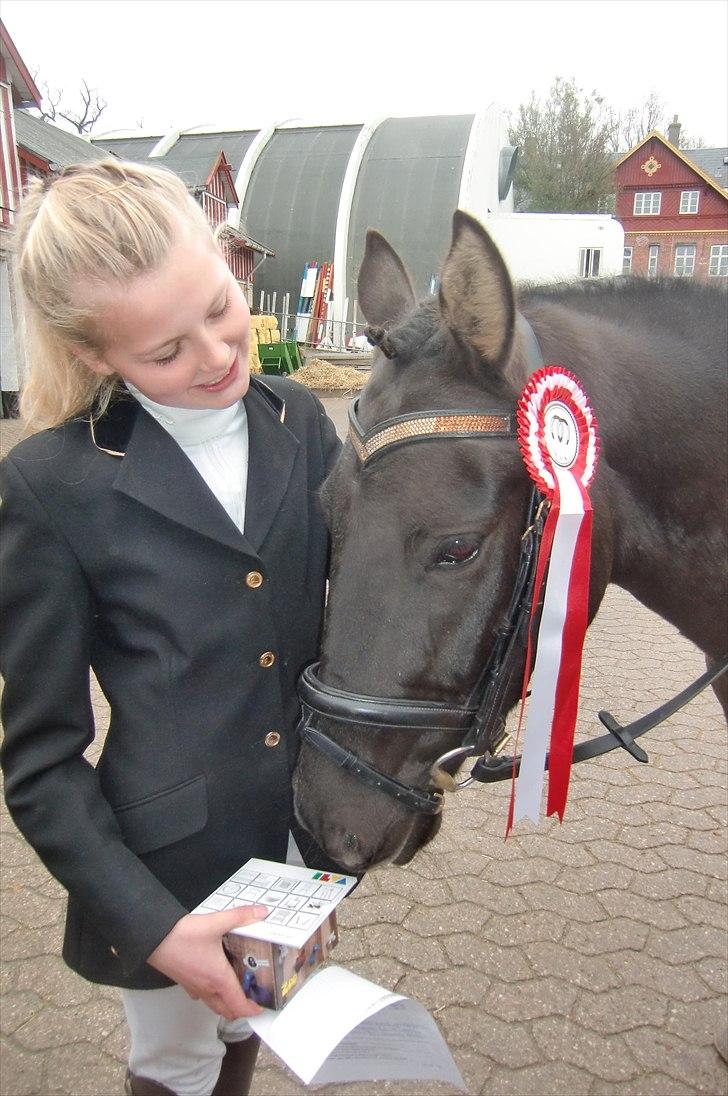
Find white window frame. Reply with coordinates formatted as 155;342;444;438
647;245;659;277
578;247;602;278
634;192;661;216
674;244;696;277
679;190;700;214
709;244;728;276
622;247;633;274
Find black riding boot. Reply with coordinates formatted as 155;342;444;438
212;1035;260;1095
125;1071;176;1095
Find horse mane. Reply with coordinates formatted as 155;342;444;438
519;275;727;313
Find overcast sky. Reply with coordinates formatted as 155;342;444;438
3;0;727;146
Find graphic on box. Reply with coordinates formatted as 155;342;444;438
193;859;357;1009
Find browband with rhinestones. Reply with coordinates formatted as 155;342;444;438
348;397;517;466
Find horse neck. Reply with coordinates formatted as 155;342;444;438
526;301;727;658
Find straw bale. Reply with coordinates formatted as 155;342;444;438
292;358;369;393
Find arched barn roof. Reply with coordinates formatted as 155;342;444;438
240;124;362;312
346;114;474;301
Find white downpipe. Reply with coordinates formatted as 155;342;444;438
332;116;385;336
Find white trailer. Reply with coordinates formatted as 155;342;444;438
480;211;625;284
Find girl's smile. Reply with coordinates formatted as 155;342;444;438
76;226;252;410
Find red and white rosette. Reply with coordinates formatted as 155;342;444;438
507;367;599;833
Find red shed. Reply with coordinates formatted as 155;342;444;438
614;129;728;280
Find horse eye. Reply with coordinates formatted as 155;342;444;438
433;536;481;567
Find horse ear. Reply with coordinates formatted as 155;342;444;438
357;229;416;328
439;210;515;368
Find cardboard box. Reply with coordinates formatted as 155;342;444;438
194;859;357;1010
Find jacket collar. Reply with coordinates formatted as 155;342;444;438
90;378;298;556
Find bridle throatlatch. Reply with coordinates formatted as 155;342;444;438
298;318;728;817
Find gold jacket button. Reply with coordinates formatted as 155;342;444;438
259;651;276;668
264;731;281;747
246;571;264;588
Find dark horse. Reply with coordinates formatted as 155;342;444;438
293;212;728;872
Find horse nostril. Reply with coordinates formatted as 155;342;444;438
343;832;359;852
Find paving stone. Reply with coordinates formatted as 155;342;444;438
14;955;104;1009
1;924;65;961
0;991;43;1036
484;1061;590;1095
598;888;689;930
519;881;605;922
445;876;529;915
608;950;714;1003
441;934;533;981
646;923;727;965
622;1026;728;1092
478;910;565;948
483;977;579;1022
694;956;728;995
400;967;489;1009
574;983;669;1034
0;1036;45;1096
590;1074;690;1095
403;901;492;937
362;924;446;972
41;1041;126;1095
665;996;728;1047
12;998;124;1052
337;894;412;929
524;941;621;992
439;1008;541;1067
531;1015;640;1082
562;917;650;956
660;845;728;878
629;867;709;901
582;839;667;874
675;893;728;929
557;861;634;893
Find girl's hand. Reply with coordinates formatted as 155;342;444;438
147;905;269;1019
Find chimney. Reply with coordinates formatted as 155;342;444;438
667;115;681;146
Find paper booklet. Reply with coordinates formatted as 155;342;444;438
248;965;466;1090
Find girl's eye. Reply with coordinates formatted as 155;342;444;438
212;295;230;319
155;346;180;366
433;535;481;567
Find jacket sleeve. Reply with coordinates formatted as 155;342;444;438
0;456;187;975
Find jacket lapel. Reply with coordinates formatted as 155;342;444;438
243;380;300;551
92;383;299;556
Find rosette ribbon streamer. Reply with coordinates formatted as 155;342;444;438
508;367;599;833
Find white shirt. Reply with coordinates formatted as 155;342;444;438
126;385;249;534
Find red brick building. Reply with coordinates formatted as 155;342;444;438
614;129;728;280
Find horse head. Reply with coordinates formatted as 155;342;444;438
293;212;605;871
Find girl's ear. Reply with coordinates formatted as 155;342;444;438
71;344;115;377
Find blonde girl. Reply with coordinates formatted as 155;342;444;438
1;160;341;1095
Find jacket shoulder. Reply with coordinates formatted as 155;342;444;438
1;418;88;467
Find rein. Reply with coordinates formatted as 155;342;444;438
298;316;728;816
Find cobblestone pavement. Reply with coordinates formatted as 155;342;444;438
1;407;726;1096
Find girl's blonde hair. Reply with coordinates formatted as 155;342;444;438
14;158;214;432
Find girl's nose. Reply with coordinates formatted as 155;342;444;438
198;335;230;377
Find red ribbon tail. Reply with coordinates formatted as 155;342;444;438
546;495;593;821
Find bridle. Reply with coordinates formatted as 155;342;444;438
298;319;728;816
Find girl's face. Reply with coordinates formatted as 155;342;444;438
78;227;251;410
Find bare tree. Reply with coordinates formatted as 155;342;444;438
614;92;664;152
36;78;107;135
509;78;617;213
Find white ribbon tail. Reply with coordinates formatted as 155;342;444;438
513;469;585;824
